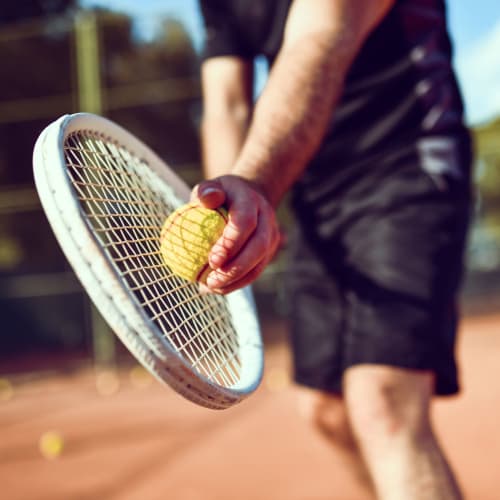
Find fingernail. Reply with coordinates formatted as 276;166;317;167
200;187;219;197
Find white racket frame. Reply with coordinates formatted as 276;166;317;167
33;113;263;409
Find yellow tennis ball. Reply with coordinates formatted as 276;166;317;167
160;202;228;283
39;431;64;459
0;378;13;402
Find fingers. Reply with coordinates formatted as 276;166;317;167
205;257;270;295
206;232;280;294
191;175;281;295
206;205;281;294
208;191;260;270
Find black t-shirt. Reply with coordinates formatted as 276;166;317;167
200;0;469;171
201;0;290;62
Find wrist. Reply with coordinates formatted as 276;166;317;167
231;168;280;208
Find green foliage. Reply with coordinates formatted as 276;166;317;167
95;11;202;171
474;118;500;209
466;116;500;296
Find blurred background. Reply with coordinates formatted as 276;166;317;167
1;0;499;375
0;1;499;499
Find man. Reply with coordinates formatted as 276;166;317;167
195;1;471;498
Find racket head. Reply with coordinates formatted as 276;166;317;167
33;113;263;409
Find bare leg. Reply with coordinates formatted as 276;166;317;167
296;388;376;497
344;365;463;500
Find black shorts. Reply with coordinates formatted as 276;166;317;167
287;137;472;396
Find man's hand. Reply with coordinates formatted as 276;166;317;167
191;176;280;294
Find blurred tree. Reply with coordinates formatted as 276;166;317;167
98;12;202;175
463;117;500;305
0;3;202;365
474;118;500;210
0;1;76;185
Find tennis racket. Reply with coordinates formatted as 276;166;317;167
32;113;263;410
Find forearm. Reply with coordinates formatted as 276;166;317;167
200;56;253;180
231;32;357;207
230;0;394;207
201;108;250;179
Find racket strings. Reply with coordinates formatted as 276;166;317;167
63;131;242;387
118;255;240;385
69;133;242;386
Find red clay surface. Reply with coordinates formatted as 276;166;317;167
1;314;500;500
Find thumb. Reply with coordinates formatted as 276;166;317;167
193;179;226;209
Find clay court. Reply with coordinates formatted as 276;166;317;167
1;313;500;500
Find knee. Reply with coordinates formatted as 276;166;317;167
297;389;354;447
344;366;434;447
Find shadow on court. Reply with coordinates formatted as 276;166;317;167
1;314;499;500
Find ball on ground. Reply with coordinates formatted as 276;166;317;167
0;378;13;402
39;431;64;459
160;202;228;283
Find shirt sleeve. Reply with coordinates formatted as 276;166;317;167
199;0;255;61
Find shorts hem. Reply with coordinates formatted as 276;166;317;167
293;364;460;397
